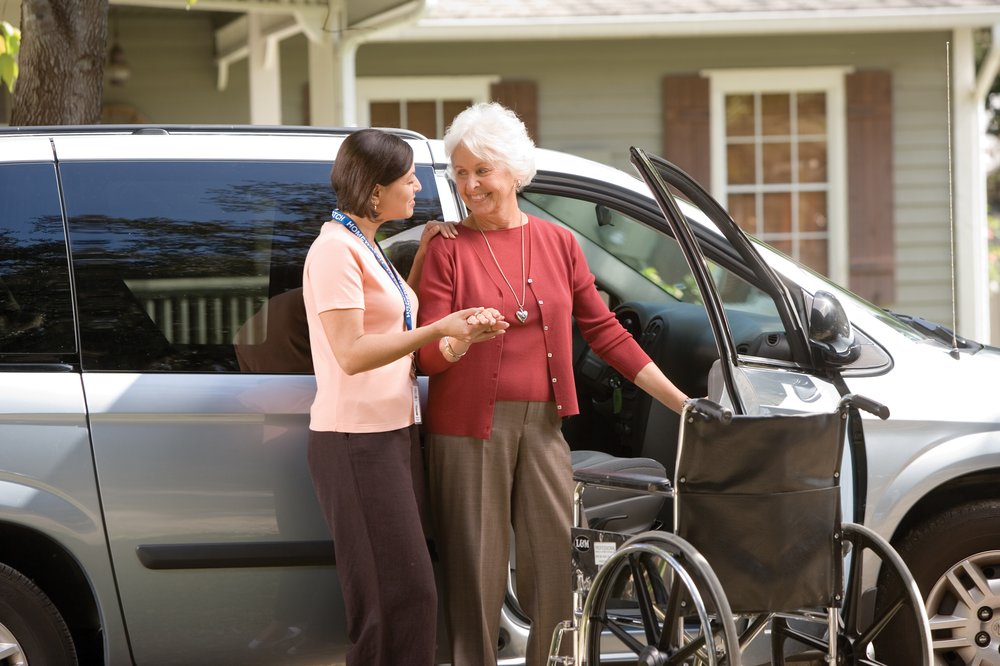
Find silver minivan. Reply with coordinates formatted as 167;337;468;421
0;125;995;665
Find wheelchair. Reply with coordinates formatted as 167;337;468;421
549;395;932;665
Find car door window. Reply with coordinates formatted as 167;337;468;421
0;163;75;359
521;190;693;305
521;189;788;362
60;161;441;373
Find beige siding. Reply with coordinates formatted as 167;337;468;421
102;9;310;125
104;9;250;123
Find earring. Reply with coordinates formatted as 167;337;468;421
515;180;522;190
371;196;380;215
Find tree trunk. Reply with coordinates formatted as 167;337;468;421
11;0;107;125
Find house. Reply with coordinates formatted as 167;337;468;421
3;0;1000;344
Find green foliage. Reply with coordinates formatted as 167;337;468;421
990;212;1000;284
976;28;1000;138
0;21;20;93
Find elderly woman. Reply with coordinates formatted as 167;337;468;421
416;103;689;666
303;128;507;666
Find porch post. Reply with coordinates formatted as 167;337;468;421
247;12;282;125
307;37;338;127
952;28;990;341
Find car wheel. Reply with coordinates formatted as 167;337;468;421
0;562;78;665
891;500;1000;666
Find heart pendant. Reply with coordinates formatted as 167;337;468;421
516;308;528;324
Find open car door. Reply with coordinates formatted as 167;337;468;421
628;146;849;418
628;147;871;522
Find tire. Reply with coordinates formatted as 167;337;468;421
581;531;741;666
0;562;78;666
771;522;931;665
891;500;1000;666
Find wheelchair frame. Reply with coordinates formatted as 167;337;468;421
549;395;932;665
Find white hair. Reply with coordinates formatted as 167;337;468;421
443;102;537;189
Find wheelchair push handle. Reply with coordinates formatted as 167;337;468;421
684;397;733;424
841;393;890;420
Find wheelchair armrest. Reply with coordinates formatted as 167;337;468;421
572;469;673;494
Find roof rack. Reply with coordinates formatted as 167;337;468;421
0;124;429;140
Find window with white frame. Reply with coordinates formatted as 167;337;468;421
356;76;498;139
706;68;849;283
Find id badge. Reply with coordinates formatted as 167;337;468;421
412;383;422;424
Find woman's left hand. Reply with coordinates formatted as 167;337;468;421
406;221;460;290
420;220;459;244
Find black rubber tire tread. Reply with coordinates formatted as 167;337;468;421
888;500;1000;665
894;499;1000;588
0;562;78;665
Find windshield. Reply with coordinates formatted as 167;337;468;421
749;238;949;345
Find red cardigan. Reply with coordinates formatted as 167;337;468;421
416;215;650;439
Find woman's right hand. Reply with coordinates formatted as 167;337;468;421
440;307;508;344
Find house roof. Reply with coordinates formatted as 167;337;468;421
391;0;1000;41
426;0;1000;19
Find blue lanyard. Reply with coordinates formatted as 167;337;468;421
332;209;413;331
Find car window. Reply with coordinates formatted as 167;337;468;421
0;163;76;358
521;189;783;330
521;190;693;303
60;160;441;372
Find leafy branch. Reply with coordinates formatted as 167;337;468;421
0;20;19;93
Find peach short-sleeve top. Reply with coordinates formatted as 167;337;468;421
303;221;417;433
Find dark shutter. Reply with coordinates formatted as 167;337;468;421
662;74;711;186
846;70;895;306
490;80;539;143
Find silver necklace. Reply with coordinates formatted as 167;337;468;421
477;216;528;324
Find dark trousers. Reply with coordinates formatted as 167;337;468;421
308;426;436;666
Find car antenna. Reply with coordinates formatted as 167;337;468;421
946;40;961;360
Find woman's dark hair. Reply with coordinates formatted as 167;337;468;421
331;129;414;220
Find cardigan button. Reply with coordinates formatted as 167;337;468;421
552;377;558;383
538;299;543;305
557;404;563;410
527;278;533;284
547;352;552;358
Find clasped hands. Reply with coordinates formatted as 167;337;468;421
441;307;509;346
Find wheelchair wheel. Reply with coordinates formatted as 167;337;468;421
770;522;932;665
581;531;741;666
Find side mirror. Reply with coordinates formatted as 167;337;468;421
809;290;860;366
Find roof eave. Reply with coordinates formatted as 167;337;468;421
371;9;1000;42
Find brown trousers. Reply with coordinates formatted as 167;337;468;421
308;426;437;666
426;401;574;666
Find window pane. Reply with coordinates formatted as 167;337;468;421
0;164;75;357
799;191;828;233
725;94;755;137
770;238;792;256
520;191;695;303
763;193;792;235
443;100;473;135
799;238;829;275
406;100;437;138
798;141;828;183
727;193;757;235
727;144;756;185
762;142;791;184
761;94;790;136
797;93;827;135
62;161;441;372
369;101;401;128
